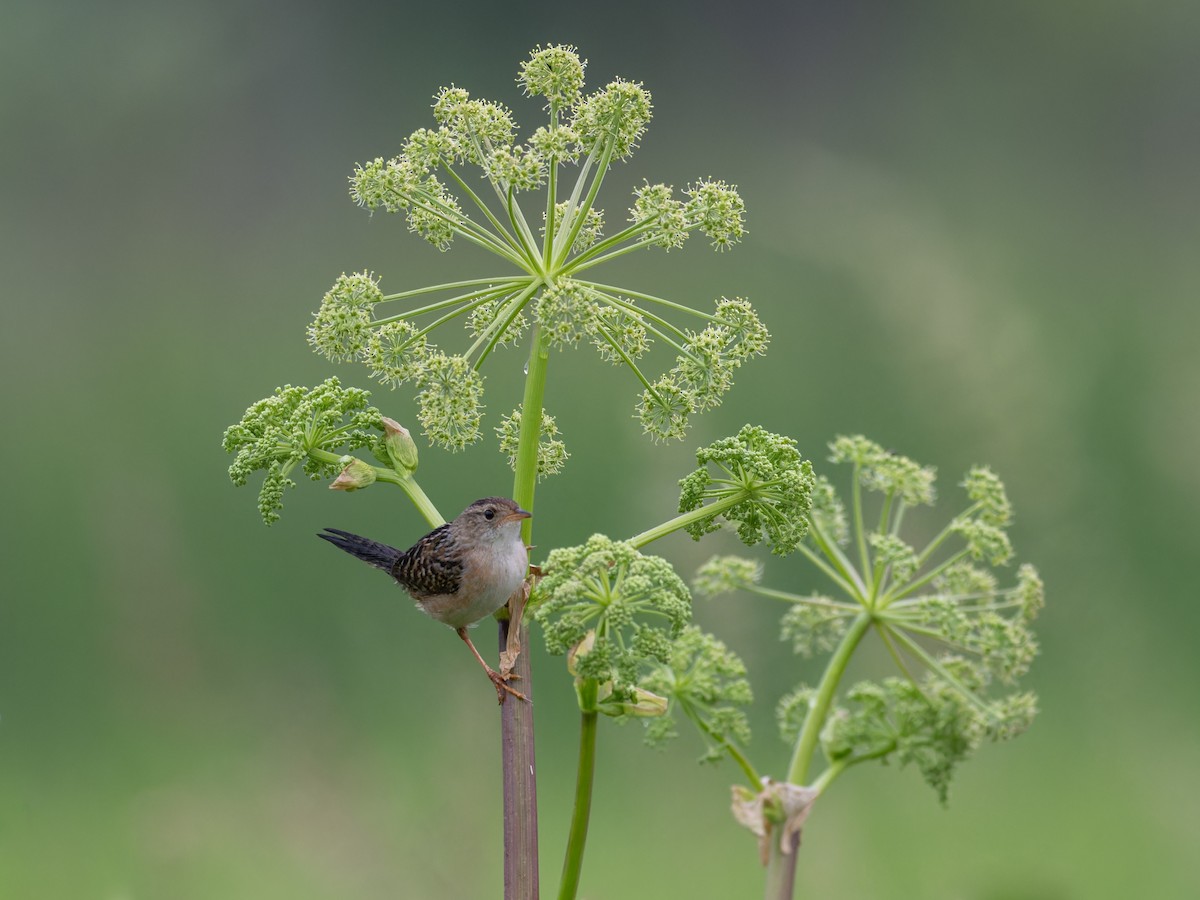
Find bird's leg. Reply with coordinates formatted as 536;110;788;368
499;578;533;679
457;626;529;704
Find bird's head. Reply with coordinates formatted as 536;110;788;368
454;497;532;544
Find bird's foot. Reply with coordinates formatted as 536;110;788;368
487;666;529;705
456;625;529;704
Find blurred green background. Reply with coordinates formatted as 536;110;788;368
3;1;1197;897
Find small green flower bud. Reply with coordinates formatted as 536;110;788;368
616;687;668;718
382;417;419;474
567;630;596;676
329;457;376;491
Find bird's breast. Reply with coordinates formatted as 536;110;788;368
417;539;528;629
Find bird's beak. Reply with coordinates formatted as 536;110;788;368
504;507;533;523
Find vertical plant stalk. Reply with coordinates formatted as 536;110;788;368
502;324;552;900
557;707;598;900
500;616;539;900
765;611;873;900
763;832;800;900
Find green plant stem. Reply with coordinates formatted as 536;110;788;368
542;108;559;263
303;449;444;527
851;465;872;596
574;280;718;323
390;474;444;528
560;219;653;273
793;543;859;600
806;516;870;599
379;276;530;304
627;493;751;548
809;758;849;796
764;832;800;900
764;611;872;900
787;611;873;785
441;163;526;259
746;585;858;611
512;326;551;531
505;185;542;270
679;702;760;788
882;547;971;606
557;710;598;900
500;616;539;900
406;192;525;265
374;281;525;328
582;288;692;345
501;324;552;900
465;281;542;363
886;626;991;714
552;142;604;264
553;134;616;269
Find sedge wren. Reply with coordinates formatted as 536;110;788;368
318;497;532;703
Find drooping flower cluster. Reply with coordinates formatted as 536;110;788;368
222;378;386;524
640;625;754;763
701;436;1043;803
302;44;762;458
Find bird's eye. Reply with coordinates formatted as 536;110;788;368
484;508;495;520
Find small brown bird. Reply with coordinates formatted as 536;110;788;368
319;497;532;703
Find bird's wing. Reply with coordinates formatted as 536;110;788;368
392;524;463;598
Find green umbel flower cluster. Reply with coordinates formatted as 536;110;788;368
640;625;754;764
533;535;691;711
305;45;762;455
677;425;815;554
702;435;1043;803
222;378;385;524
495;406;568;479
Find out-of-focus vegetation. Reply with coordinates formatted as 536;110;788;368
2;2;1197;897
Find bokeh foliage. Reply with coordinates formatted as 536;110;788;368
2;2;1198;898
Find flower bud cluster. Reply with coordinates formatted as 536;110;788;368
692;555;762;597
305;46;760;460
414;352;485;451
779;602;850;658
535;280;600;348
518;44;587;109
222;377;385;523
592;302;650;363
533;535;691;710
829;435;937;506
484;145;546;192
684;180;746;250
495;406;568;479
307;272;383;363
808;476;849;545
468;300;528;347
349;158;462;250
630;182;687;250
638;299;769;441
628;180;746;252
572;78;652;160
677;425;815;554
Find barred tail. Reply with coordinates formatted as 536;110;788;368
318;528;403;576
